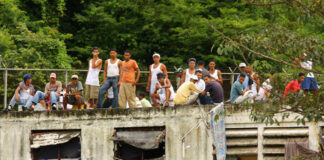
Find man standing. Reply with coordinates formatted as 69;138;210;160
174;75;203;105
230;73;254;104
32;73;62;110
202;75;224;104
8;74;35;111
85;47;102;109
146;53;168;102
98;48;122;108
151;73;175;107
181;58;196;85
283;73;305;98
197;60;209;77
118;50;141;108
64;75;83;110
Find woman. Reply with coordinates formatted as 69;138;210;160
208;61;223;84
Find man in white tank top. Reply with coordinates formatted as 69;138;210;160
97;48;122;108
85;47;102;109
146;53;168;102
181;58;196;85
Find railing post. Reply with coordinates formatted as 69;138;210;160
64;70;68;85
4;69;8;109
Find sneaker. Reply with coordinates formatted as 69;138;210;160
7;105;12;111
52;104;57;110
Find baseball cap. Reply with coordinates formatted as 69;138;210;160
23;74;32;82
175;68;184;73
239;63;246;68
50;73;56;78
71;75;78;79
152;52;160;58
191;75;198;81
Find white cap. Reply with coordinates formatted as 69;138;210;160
71;75;78;79
152;53;160;58
239;63;246;67
191;75;198;81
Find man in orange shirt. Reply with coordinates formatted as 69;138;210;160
118;50;141;108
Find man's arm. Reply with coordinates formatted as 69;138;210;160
92;59;102;69
181;70;186;85
162;78;171;88
103;60;108;84
57;82;62;94
65;83;71;96
118;62;123;86
217;70;223;84
161;64;168;79
14;85;21;101
134;67;141;86
146;65;152;92
189;83;203;93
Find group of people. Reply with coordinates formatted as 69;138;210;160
7;47;318;111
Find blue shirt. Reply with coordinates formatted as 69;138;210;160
230;81;244;103
236;75;251;89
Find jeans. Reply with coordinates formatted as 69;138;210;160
32;91;58;105
98;77;119;108
9;95;33;108
198;94;213;105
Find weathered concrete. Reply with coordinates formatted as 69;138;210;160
0;105;323;160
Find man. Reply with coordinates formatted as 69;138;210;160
98;48;122;108
32;73;62;110
174;75;203;105
294;53;318;100
255;78;273;103
64;75;83;110
85;47;102;109
236;63;253;89
230;73;254;104
151;73;175;107
202;75;224;104
197;60;209;77
175;67;183;89
118;50;141;108
139;92;152;107
283;73;305;98
146;53;168;102
208;60;223;84
245;66;260;98
194;69;206;104
181;58;196;85
8;74;35;111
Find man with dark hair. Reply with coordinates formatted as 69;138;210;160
118;50;141;108
197;60;209;77
138;92;152;107
97;48;122;108
181;58;196;85
151;73;175;107
8;74;35;111
201;75;224;104
230;73;254;104
283;73;305;98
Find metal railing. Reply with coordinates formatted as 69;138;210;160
0;68;239;109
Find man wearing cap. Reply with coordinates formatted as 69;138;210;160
8;74;35;111
174;75;203;105
64;75;83;110
181;58;196;85
146;53;168;103
31;73;62;110
236;63;253;89
151;73;175;107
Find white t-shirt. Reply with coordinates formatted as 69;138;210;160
195;79;205;94
301;61;314;78
255;79;272;101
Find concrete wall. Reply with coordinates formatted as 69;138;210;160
0;106;214;160
0;106;322;160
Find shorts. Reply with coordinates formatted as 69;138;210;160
85;85;99;99
301;77;318;90
67;95;84;105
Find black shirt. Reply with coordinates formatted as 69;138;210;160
204;80;224;103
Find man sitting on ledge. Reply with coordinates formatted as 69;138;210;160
174;75;203;105
151;73;175;107
230;73;254;104
64;75;84;110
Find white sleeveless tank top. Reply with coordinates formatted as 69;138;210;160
157;79;175;100
107;59;120;77
210;69;219;80
149;63;163;93
85;59;101;86
185;68;195;82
